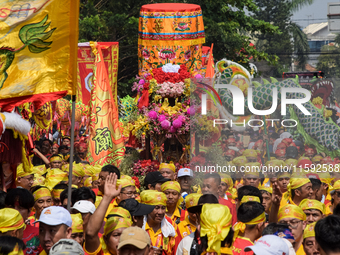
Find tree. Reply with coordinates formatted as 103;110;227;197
79;0;279;97
252;0;310;77
317;34;340;102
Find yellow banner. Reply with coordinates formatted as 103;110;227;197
0;0;79;110
87;42;125;167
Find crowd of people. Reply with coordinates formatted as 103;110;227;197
2;129;340;255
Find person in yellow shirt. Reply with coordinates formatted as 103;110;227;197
232;196;266;255
70;213;84;246
29;186;53;223
326;179;340;215
200;204;234;255
278;204;307;255
0;208;26;239
105;175;137;218
72;163;86;188
177;193;201;239
242;162;261;188
242;149;259;163
85;172;132;255
16;163;35;190
219;173;236;200
232;156;248;187
282;175;313;207
299;199;325;224
161;181;186;226
140;190;178;255
302;222;317;255
159;162;176;181
259;186;272;215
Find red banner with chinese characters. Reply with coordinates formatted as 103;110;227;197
87;42;125;167
77;42;119;106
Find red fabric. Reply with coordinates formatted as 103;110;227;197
138;83;150;109
0;129;22;165
180;208;186;221
219;197;237;225
232;237;254;255
0;91;67;112
205;43;214;78
141;3;201;12
92;188;99;196
23;223;42;255
297;159;312;169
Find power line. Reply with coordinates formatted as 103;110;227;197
292;18;328;21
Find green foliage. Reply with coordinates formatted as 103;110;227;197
79;0;281;96
316;34;340;102
252;0;310;77
317;34;340;78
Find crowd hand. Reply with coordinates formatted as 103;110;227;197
236;183;243;189
103;173;121;199
152;246;163;255
272;183;282;206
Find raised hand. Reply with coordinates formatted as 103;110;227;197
103;173;121;199
272;182;282;206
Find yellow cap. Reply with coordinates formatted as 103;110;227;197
299;199;325;215
185;193;201;209
140;190;167;206
200;204;232;255
71;213;83;233
303;222;316;239
0;208;25;233
278;204;306;222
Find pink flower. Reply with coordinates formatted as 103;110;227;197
172;119;182;129
169;126;176;133
148;111;158;120
161;120;171;130
158;115;166;122
139;79;145;85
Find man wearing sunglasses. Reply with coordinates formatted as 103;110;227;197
278;204;307;255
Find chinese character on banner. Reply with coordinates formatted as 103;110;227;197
87;42;125;167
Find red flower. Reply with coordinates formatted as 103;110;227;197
132;176;140;189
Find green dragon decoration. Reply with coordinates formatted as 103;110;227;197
0;15;56;89
213;59;340;157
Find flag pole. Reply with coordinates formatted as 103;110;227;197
67;95;76;211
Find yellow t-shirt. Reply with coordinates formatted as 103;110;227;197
145;222;164;248
326;204;333;215
83;241;110;255
177;215;196;239
296;243;305;255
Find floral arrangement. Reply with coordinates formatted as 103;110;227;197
132;159;160;176
125;63;192;140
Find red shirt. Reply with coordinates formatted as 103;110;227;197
23;223;43;255
219;197;237;225
232;236;254;255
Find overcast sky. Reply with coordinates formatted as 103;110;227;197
292;0;339;28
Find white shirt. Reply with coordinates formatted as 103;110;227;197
176;232;194;255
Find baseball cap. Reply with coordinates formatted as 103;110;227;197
187;194;219;214
119;198;155;216
177;168;194;178
118;227;151;250
244;235;289;255
144;172;170;187
71;200;96;214
50;239;84;255
34;206;72;227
